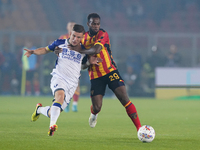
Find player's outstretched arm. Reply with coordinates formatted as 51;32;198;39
24;47;50;58
80;44;102;55
67;43;101;55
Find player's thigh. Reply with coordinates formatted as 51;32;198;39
50;75;66;96
61;84;78;110
113;85;129;105
107;70;129;104
50;75;77;109
107;70;125;92
90;77;107;97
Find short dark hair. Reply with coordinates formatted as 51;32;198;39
73;24;85;34
87;13;101;22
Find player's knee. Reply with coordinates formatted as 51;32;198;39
93;105;101;114
54;90;65;104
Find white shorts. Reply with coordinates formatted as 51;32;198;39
50;75;78;110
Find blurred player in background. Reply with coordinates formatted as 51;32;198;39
59;22;80;112
59;22;75;39
21;40;40;96
24;24;101;136
67;13;142;132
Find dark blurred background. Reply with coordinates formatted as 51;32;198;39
1;0;200;97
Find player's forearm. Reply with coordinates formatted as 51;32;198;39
32;47;50;55
80;44;102;55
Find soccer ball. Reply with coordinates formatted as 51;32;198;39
137;125;155;143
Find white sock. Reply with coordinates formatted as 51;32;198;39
73;101;77;105
50;105;61;127
91;113;98;120
37;106;50;117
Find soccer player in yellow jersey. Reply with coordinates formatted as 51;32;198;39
75;13;142;132
59;22;80;112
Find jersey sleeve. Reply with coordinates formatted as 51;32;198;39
94;30;109;48
46;39;66;51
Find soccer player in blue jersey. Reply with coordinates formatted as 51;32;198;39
59;22;81;113
24;24;102;136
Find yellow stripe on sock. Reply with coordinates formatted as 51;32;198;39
54;101;62;105
124;101;131;108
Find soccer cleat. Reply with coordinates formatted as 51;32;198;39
64;104;70;112
89;114;98;128
31;103;42;122
48;124;58;136
72;104;78;112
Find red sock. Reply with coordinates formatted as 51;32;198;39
73;94;79;102
124;101;141;131
90;105;98;115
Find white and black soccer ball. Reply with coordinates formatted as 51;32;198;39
137;125;155;143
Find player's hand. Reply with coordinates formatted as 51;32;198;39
89;55;103;66
54;46;62;57
24;48;34;58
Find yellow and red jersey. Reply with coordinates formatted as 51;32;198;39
59;34;70;39
81;29;117;80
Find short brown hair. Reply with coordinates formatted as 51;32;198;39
73;24;85;34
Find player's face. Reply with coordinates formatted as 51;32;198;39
88;18;100;33
69;31;83;46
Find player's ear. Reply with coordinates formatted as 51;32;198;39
87;22;89;27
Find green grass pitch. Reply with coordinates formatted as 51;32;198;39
0;96;200;150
